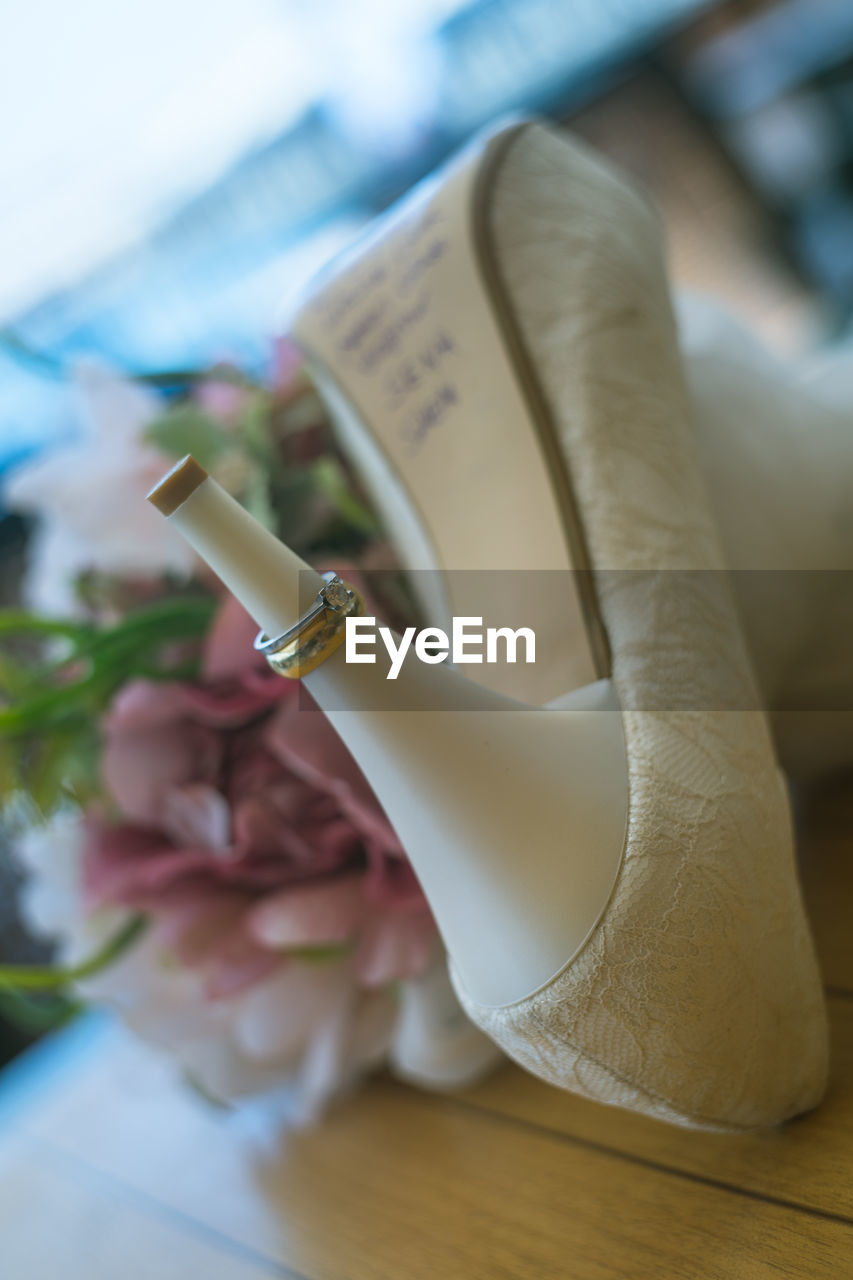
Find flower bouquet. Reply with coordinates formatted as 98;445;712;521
0;348;499;1124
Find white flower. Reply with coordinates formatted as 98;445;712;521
3;362;195;614
14;807;122;965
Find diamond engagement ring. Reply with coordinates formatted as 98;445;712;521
254;572;364;679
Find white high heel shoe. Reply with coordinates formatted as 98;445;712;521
149;119;829;1130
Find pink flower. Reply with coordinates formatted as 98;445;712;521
89;592;436;1009
270;336;304;397
194;372;251;425
16;589;500;1124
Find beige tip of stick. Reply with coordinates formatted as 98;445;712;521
147;454;208;515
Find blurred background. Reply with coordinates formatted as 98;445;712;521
2;0;853;1064
3;0;853;471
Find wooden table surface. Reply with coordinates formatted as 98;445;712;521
1;780;852;1279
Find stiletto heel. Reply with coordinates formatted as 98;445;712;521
147;459;630;1011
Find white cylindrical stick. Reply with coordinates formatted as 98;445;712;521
148;454;322;640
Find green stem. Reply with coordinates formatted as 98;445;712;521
0;670;107;732
0;611;94;642
0;596;217;731
0;989;81;1034
0;915;147;990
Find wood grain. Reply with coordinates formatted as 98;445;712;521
5;1035;853;1280
453;996;853;1219
0;774;850;1278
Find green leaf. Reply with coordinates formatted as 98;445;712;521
0;675;102;733
0;595;217;739
0;653;32;698
0;915;148;991
239;389;276;466
310;457;380;535
0;610;94;644
182;1072;231;1110
289;943;349;965
0;988;81;1035
27;722;101;812
0;736;24;801
242;464;276;532
144;405;229;469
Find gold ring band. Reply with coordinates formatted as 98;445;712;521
256;575;363;679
